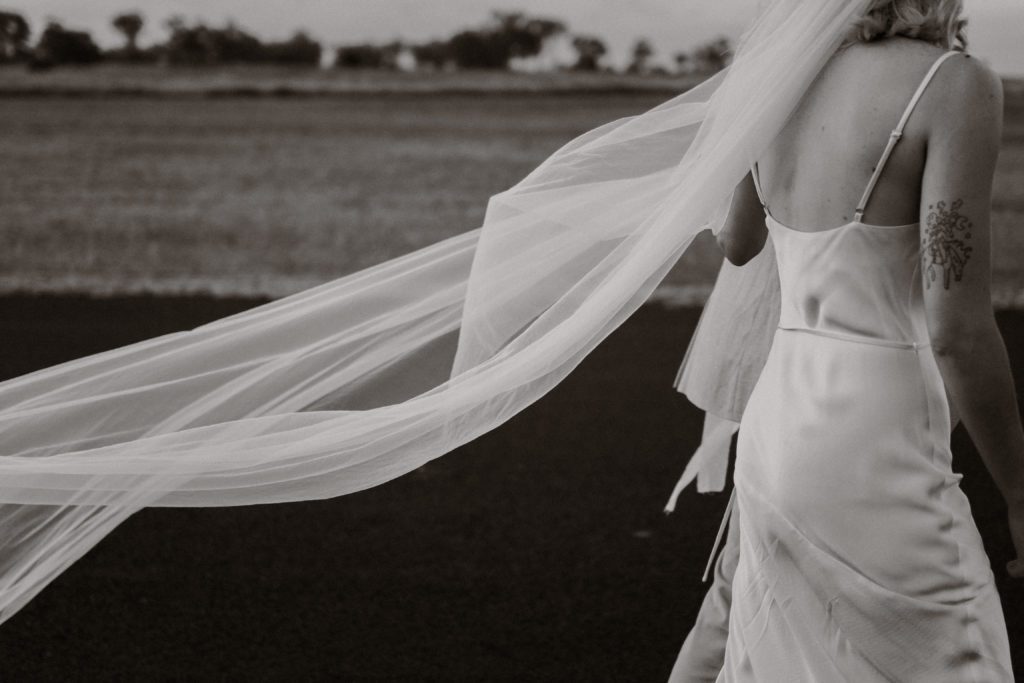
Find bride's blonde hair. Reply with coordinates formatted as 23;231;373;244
847;0;968;50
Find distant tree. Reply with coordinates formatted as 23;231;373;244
411;40;453;70
449;12;565;70
265;31;321;66
211;23;264;63
492;12;565;60
674;52;691;74
34;22;102;66
449;30;507;69
162;16;215;65
380;41;404;69
627;39;654;75
112;12;143;54
335;43;401;69
339;12;563;72
159;18;320;67
162;18;267;65
692;36;732;73
571;35;607;71
0;11;31;63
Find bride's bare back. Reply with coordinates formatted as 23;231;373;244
757;37;954;230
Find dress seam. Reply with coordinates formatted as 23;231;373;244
913;346;984;683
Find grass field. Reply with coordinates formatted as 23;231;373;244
0;78;1023;305
0;64;706;96
1;92;727;299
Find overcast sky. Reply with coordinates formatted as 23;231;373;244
17;0;1024;76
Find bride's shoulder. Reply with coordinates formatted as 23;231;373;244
847;39;1006;131
930;51;1002;100
917;51;1004;157
926;52;1004;127
831;40;1001;113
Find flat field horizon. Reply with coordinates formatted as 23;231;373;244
1;66;1023;307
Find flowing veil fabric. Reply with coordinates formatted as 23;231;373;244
665;240;781;507
0;0;870;624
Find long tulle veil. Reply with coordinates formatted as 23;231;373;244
0;0;870;623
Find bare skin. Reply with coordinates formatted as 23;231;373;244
717;37;1024;578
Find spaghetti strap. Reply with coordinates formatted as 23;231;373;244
750;162;770;216
854;50;960;222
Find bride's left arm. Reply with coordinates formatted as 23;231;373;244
715;172;768;266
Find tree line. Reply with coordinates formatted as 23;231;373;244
0;10;732;74
0;11;321;67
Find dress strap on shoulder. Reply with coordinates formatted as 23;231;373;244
750;162;770;216
854;50;960;222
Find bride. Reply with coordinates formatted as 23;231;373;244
670;2;1024;680
0;0;1021;679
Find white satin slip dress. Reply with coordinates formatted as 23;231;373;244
713;51;1014;682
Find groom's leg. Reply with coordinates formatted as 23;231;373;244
666;502;740;683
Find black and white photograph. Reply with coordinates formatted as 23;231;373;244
1;0;1023;680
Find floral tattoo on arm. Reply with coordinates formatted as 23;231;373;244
922;199;974;290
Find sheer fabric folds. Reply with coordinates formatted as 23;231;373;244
0;0;870;623
666;240;781;504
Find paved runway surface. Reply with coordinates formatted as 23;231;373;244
0;296;1021;681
